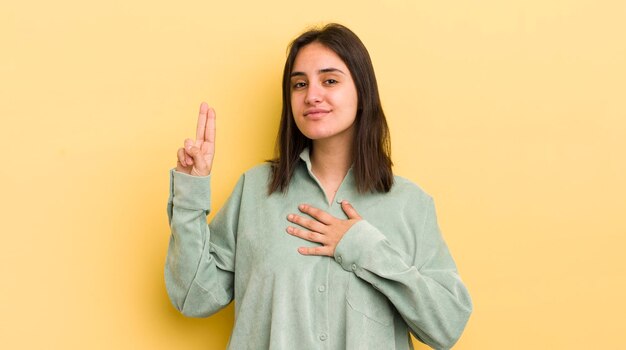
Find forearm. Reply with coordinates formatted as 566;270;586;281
164;169;234;317
335;221;472;349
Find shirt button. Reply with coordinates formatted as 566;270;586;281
351;263;357;271
336;256;342;264
318;285;326;292
319;333;328;341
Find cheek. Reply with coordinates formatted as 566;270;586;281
349;88;359;110
336;84;358;111
337;90;358;113
290;93;302;113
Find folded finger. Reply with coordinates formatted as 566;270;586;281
184;139;194;165
177;148;187;167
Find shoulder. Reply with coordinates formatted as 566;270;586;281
382;174;437;221
242;162;273;179
231;162;273;193
389;175;434;205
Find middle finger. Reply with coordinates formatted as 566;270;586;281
286;226;327;244
287;214;327;234
196;102;209;142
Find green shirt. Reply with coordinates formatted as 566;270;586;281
165;149;472;349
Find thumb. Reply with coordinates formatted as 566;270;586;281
186;145;209;176
340;200;361;220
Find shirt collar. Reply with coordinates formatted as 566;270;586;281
298;147;313;172
298;147;357;202
298;147;355;174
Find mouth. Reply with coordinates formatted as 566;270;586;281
304;108;331;118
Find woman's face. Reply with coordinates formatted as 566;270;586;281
290;42;358;146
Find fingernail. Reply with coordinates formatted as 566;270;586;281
287;214;293;220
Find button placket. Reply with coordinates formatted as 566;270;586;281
314;257;330;346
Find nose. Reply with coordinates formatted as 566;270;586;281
304;82;323;105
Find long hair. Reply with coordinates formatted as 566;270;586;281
268;23;393;194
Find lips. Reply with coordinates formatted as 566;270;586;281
304;108;331;117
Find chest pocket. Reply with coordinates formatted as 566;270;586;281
346;273;394;326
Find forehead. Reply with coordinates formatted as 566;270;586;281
292;42;349;72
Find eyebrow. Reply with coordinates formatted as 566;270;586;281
290;68;346;78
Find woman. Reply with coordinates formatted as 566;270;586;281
165;23;472;349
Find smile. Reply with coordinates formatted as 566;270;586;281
304;108;331;118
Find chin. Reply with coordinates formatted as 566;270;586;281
299;128;333;140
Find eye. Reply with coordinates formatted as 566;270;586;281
324;79;338;85
292;81;307;89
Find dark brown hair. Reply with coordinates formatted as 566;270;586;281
268;23;393;194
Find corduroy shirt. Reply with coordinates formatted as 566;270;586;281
165;149;472;349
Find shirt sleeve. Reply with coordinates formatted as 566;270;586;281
333;195;472;349
164;168;243;318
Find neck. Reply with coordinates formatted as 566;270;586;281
310;138;353;184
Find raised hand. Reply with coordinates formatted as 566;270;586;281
286;201;362;256
176;102;216;176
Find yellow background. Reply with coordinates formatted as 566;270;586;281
2;0;625;349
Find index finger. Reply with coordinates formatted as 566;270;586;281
298;204;335;225
196;102;209;141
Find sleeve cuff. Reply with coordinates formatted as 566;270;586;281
334;220;387;272
169;168;212;210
